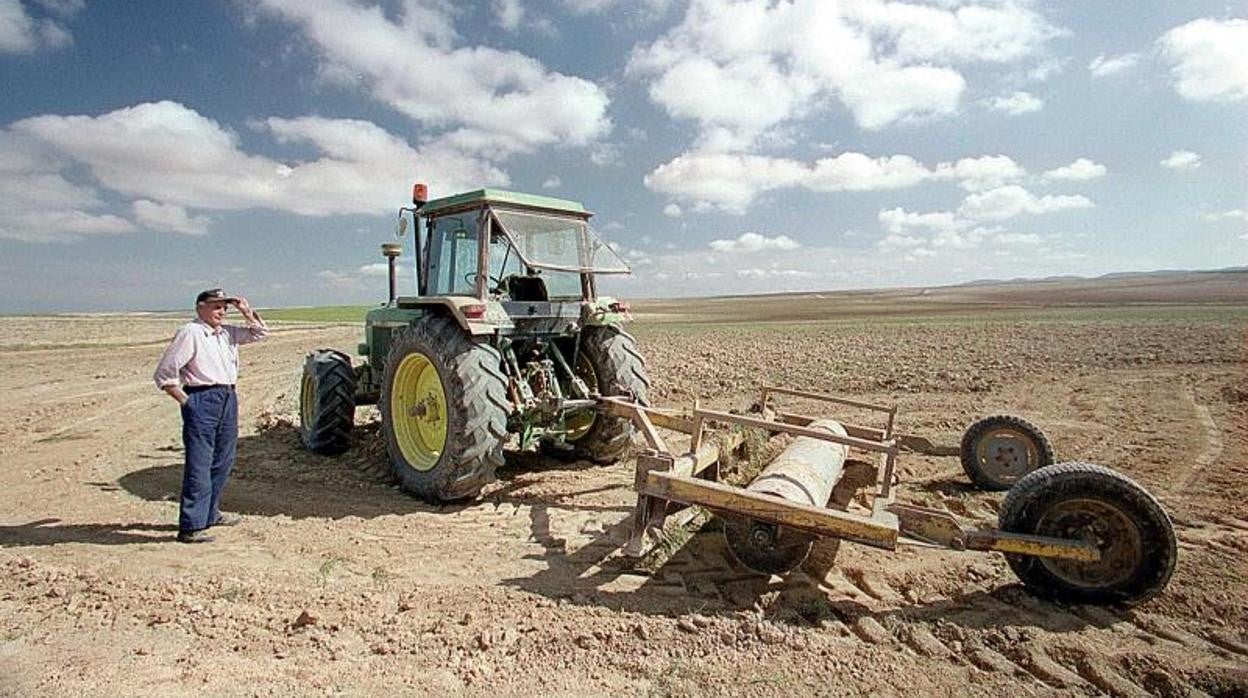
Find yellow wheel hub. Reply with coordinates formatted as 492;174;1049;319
564;352;598;441
300;373;315;427
391;352;448;471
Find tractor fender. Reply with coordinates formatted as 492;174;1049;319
395;296;513;335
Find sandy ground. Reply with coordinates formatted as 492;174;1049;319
1;279;1246;696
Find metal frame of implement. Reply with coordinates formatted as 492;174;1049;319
597;386;1099;565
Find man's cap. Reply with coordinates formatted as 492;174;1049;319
196;288;238;305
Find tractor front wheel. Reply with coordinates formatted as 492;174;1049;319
299;349;356;455
380;317;510;502
999;462;1176;606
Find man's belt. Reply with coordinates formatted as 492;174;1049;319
184;384;235;393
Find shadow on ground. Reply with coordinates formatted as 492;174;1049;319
0;519;177;547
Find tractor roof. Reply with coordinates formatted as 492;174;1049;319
422;188;588;217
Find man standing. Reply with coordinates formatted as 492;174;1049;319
153;289;269;543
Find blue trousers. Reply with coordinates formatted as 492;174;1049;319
179;386;238;532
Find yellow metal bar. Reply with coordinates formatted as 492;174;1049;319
965;531;1101;562
641;471;899;551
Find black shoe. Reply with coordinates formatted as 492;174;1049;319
210;512;242;527
176;529;215;544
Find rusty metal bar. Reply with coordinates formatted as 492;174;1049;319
888;503;1099;562
692;407;899;455
597;397;697;435
641;470;899;551
774;411;886;441
761;385;895;414
630;406;667;453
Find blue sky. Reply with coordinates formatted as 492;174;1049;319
1;0;1245;313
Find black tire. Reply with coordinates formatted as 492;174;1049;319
380;316;509;502
960;414;1055;491
299;349;356;455
563;325;650;464
999;462;1176;606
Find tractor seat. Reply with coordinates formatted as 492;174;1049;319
506;275;549;302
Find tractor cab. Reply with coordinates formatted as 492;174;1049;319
396;188;631;333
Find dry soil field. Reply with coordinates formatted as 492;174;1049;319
1;272;1246;696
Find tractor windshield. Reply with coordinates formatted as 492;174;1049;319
491;209;630;276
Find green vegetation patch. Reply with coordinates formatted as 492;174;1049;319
260;305;374;323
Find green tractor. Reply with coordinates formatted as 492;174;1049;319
298;185;650;503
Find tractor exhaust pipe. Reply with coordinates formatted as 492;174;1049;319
723;419;849;574
381;243;403;304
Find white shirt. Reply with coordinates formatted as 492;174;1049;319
153;318;268;389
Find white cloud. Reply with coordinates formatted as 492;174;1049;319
984;91;1043;115
646;150;935;213
1088;52;1140;78
32;0;83;16
0;132;137;242
879;208;963;235
958;185;1093;221
1160;150;1201;171
493;0;524;32
646;150;1026;213
736;267;816;279
709;232;800;252
542;175;561;189
4;101;510;242
13;101;506;218
1043;158;1106;181
1159;18;1248;102
559;0;672;17
256;0;610;157
937;155;1027;192
628;0;1061;141
662;203;682;218
1202;209;1248;222
132;200;212;235
0;0;74;53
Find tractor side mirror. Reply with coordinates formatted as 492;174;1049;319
396;214;409;238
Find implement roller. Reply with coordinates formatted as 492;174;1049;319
599;386;1177;606
723;419;849;574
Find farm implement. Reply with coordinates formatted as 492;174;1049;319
298;183;1177;607
597;386;1177;606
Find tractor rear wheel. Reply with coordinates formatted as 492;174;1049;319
562;326;650;463
960;414;1054;491
999;462;1176;606
380;317;510;502
299;349;356;455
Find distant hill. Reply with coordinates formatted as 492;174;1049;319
633;267;1248;324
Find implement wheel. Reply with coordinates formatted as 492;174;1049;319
299;349;356;455
960;414;1054;491
1000;462;1176;606
380;317;509;502
561;325;650;464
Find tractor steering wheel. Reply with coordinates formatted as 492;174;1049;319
464;272;504;290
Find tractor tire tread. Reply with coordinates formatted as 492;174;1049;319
300;349;356;455
572;326;650;464
381;316;508;502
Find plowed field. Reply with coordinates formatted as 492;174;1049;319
2;275;1246;696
